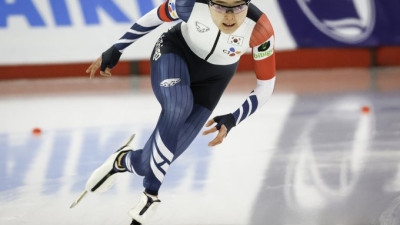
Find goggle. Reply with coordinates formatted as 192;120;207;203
209;1;249;14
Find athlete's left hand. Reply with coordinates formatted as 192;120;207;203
203;113;236;146
203;120;228;146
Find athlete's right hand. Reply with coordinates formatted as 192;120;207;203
86;45;122;79
86;56;110;78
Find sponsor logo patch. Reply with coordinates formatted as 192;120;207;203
223;47;241;57
168;0;179;19
160;78;181;87
153;35;164;61
253;36;274;60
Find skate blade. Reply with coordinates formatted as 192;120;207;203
70;190;88;208
125;134;136;148
130;219;141;225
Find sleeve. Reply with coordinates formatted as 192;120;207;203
231;13;276;126
113;0;181;52
251;14;276;81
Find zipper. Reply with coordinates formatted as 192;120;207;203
205;30;221;61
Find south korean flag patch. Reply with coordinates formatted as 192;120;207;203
253;35;274;60
228;35;244;46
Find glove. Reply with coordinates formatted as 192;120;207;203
213;113;236;134
101;45;122;72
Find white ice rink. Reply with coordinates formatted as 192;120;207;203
1;68;400;225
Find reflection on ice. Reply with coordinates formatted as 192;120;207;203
1;87;400;225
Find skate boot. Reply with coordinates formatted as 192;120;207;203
129;192;161;225
70;134;136;208
85;134;135;193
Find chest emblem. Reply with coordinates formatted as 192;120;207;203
195;22;210;33
228;35;244;46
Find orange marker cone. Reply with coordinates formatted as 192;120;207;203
361;106;370;114
32;127;42;137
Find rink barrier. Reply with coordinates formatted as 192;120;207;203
0;47;399;80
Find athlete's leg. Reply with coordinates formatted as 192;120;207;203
173;104;211;160
123;53;204;195
126;103;211;224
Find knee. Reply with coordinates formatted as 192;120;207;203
162;98;193;122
